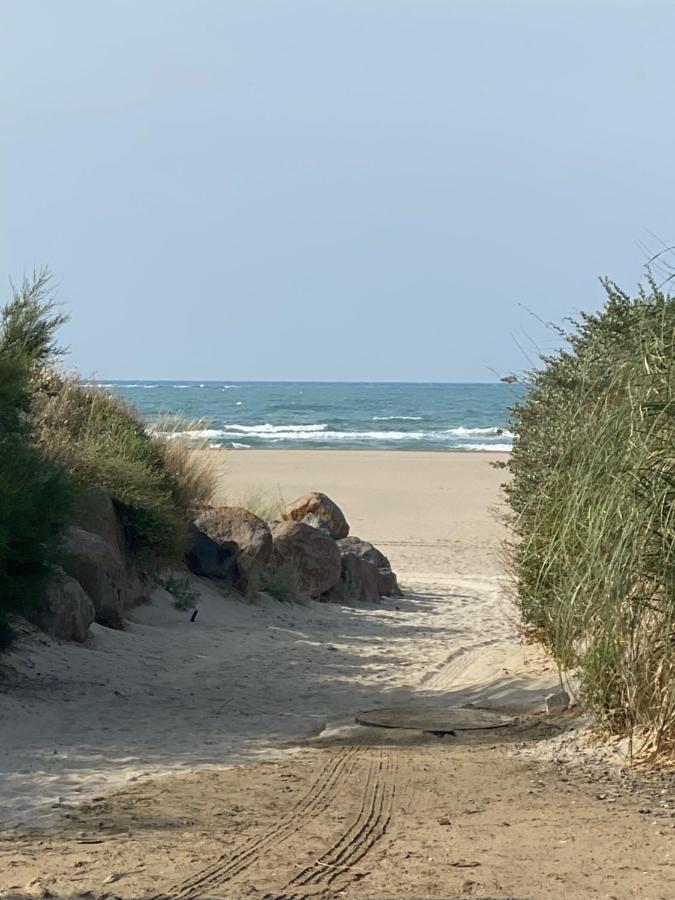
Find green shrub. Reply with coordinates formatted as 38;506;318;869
157;574;200;610
0;354;76;641
507;278;675;760
261;562;302;604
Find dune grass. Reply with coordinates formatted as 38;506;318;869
225;485;287;523
36;379;217;559
507;278;674;760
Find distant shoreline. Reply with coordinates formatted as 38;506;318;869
205;445;511;453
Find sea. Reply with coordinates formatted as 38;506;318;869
99;381;525;452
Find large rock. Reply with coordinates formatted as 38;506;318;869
324;553;382;604
186;523;240;583
73;485;126;555
29;571;95;642
269;521;341;600
337;536;403;598
281;492;349;540
193;506;272;597
62;526;147;628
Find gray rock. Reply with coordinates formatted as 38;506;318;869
269;521;341;600
545;689;570;713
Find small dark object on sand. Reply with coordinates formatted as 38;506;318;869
190;609;199;622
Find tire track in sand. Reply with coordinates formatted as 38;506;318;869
266;747;397;900
150;745;363;900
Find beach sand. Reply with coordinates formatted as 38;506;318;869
1;451;672;899
214;448;510;576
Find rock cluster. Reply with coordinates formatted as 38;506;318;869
33;488;402;643
187;491;402;605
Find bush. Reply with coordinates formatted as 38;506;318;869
506;278;675;760
0;355;76;641
157;574;200;611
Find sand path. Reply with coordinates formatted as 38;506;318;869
1;452;673;898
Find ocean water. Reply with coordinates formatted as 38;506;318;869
99;381;525;451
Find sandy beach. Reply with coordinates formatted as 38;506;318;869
1;450;672;899
216;449;510;576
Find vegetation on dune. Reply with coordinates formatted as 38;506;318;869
507;277;675;760
0;269;217;643
0;273;76;644
226;486;286;523
35;380;215;560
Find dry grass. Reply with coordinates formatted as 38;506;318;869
35;378;218;559
225;485;287;523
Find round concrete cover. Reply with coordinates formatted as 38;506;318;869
356;706;514;732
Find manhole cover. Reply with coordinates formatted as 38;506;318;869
355;706;515;733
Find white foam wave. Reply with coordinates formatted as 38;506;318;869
372;415;423;421
460;443;512;452
156;427;512;444
447;426;513;437
230;442;251;449
223;423;328;434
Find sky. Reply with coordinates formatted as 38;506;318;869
2;0;674;381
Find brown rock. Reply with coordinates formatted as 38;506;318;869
270;521;341;600
282;492;349;540
73;485;126;555
193;506;272;597
324;553;382;604
29;571;95;642
337;536;402;597
62;527;148;628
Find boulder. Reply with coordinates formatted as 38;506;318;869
337;536;390;568
377;567;402;599
324;553;382;604
193;506;272;596
281;492;349;540
186;523;240;582
336;536;403;598
73;485;126;555
270;521;341;600
62;526;148;628
29;571;95;642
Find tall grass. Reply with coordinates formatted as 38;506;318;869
507;278;674;760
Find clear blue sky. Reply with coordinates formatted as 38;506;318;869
3;1;674;381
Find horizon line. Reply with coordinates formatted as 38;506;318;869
93;378;520;385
